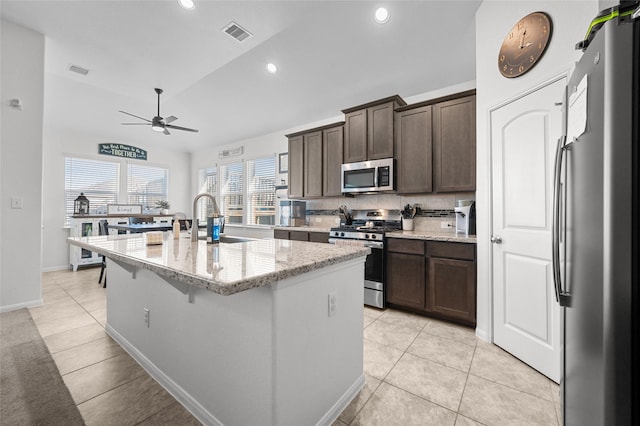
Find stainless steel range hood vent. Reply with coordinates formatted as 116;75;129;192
222;22;252;42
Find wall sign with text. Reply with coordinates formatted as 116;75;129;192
99;143;147;160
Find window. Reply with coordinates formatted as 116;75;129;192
220;162;244;225
127;163;168;213
64;156;120;225
197;155;276;227
196;166;217;222
246;157;276;225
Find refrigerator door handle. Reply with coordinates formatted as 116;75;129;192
552;135;570;306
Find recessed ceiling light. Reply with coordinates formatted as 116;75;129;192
374;7;389;24
266;63;278;74
178;0;195;10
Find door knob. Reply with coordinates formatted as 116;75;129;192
491;235;503;244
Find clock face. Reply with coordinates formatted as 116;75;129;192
498;12;553;78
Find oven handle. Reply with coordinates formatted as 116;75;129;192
328;238;384;249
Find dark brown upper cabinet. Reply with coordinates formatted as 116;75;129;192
303;131;323;198
342;95;406;163
395;91;476;194
433;95;476;192
322;125;344;197
286;122;344;199
287;135;304;199
395;105;433;194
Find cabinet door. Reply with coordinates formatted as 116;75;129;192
303;131;323;198
344;109;367;163
396;105;433;193
433;95;476;192
367;102;395;160
386;252;426;309
427;257;476;324
323;126;344;197
288;135;304;198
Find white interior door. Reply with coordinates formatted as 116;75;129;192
490;77;564;382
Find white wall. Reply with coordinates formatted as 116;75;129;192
474;1;598;340
42;127;191;270
1;20;45;311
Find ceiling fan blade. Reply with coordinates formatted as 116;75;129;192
163;128;171;135
166;124;199;133
121;122;151;125
165;115;178;124
119;110;151;122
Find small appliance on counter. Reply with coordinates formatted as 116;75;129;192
279;200;306;227
454;200;476;235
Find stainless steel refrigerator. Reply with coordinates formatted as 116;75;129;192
553;2;639;424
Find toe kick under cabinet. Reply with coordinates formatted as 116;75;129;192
386;238;476;326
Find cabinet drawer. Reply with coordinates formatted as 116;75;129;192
427;242;475;261
274;229;289;240
386;238;425;255
309;232;329;243
289;230;310;241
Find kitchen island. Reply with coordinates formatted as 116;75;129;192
68;233;369;426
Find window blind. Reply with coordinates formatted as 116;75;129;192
64;156;120;225
220;162;244;225
127;163;168;212
246;157;276;225
196;166;218;222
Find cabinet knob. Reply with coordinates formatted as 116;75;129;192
490;235;503;244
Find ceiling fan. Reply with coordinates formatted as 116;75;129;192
119;88;199;135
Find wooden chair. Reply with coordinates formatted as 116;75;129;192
98;220;108;288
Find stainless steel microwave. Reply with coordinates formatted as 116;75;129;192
341;158;394;193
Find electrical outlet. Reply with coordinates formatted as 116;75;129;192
328;292;337;317
314;217;321;223
144;308;150;327
441;221;453;229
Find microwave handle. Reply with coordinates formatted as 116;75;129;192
373;167;379;188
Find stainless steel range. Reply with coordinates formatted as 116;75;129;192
328;209;402;308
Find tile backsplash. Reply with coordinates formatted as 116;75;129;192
303;192;475;231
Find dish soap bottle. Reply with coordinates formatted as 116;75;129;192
207;213;221;244
173;219;180;239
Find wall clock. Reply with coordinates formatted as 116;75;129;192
498;11;553;78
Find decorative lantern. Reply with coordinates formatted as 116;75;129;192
74;193;90;215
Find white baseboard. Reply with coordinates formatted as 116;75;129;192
41;265;71;272
106;324;223;426
316;373;365;426
0;299;43;313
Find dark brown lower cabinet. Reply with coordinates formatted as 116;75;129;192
273;229;329;244
386;238;477;326
427;257;476;324
386;252;425;309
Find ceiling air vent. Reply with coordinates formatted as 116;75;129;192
68;64;89;76
222;22;252;42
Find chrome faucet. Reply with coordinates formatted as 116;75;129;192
191;193;221;242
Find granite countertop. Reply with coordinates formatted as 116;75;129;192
68;234;369;296
386;230;477;244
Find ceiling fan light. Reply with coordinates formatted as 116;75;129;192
151;124;165;132
178;0;195;10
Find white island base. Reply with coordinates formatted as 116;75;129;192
106;257;365;426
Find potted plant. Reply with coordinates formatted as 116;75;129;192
155;200;170;215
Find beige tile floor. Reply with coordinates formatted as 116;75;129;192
30;268;561;425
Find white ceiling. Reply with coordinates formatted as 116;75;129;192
1;1;481;153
